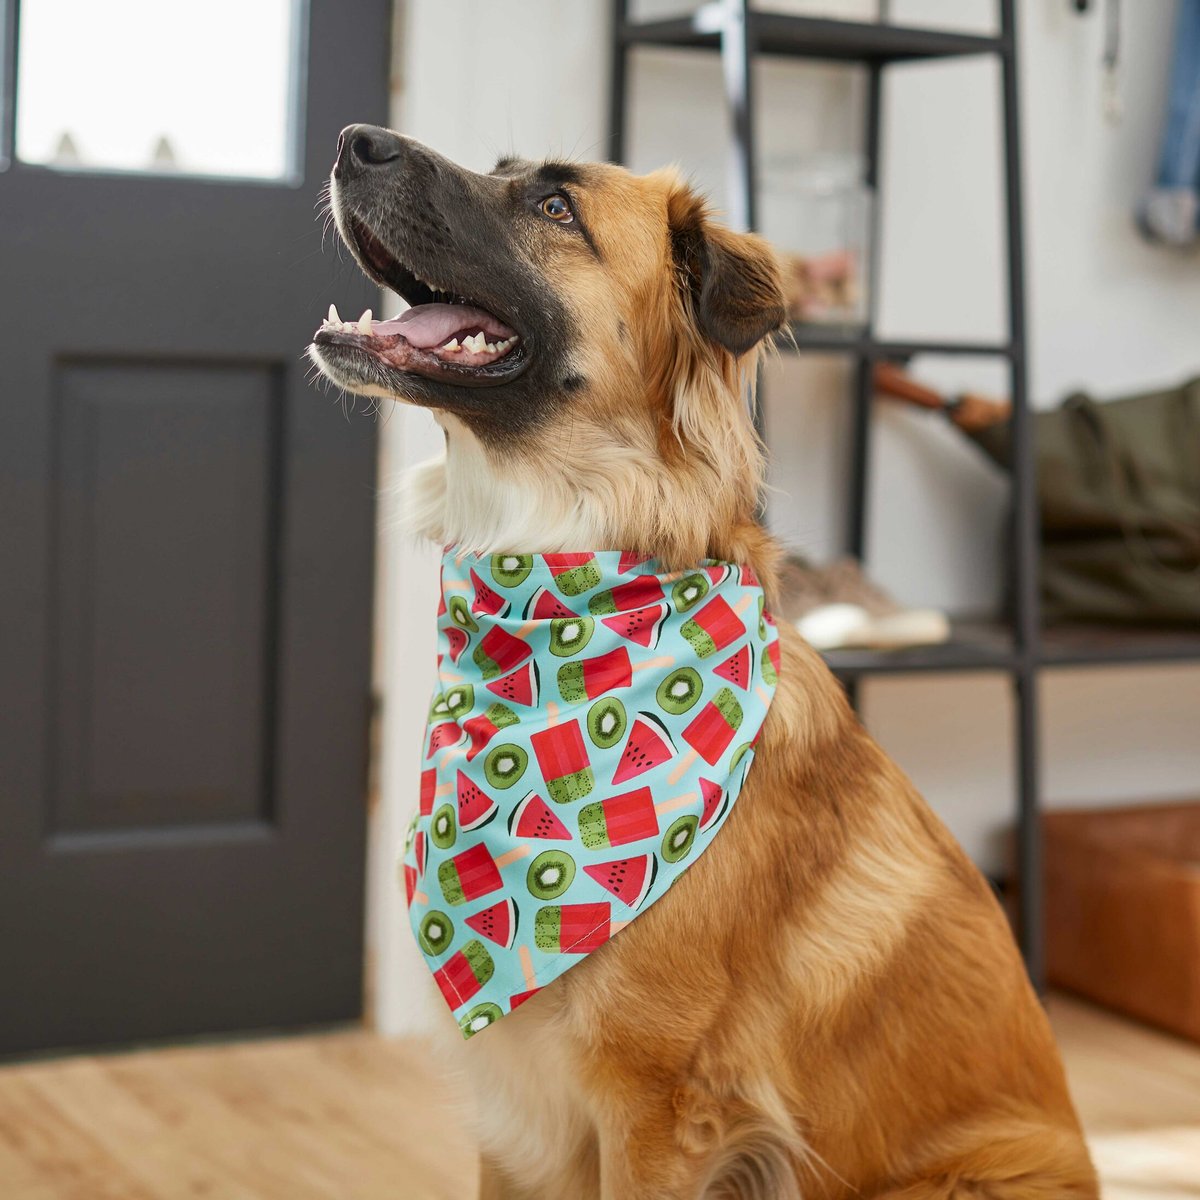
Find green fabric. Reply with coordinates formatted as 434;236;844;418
967;377;1200;625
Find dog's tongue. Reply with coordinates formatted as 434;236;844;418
375;303;515;349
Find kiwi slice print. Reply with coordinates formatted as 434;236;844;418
491;554;533;588
460;1001;504;1038
587;697;627;749
431;803;457;850
442;684;474;719
448;595;478;632
549;615;594;657
656;667;703;715
672;573;710;612
484;743;528;790
418;910;454;956
662;815;699;864
527;849;576;900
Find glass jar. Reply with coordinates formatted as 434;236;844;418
760;153;873;328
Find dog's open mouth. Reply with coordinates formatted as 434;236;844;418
313;218;526;387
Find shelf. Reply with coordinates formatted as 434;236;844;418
778;324;1017;359
821;619;1015;677
1040;624;1200;669
821;620;1200;678
621;6;1008;64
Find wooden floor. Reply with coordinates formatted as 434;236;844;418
0;995;1197;1199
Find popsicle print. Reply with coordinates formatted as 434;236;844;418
420;768;452;816
463;702;518;760
680;594;753;658
586;574;666;615
556;647;674;703
472;620;538;680
543;553;601;596
577;787;697;850
438;842;531;906
403;863;428;908
432;939;494;1007
668;687;744;784
530;705;594;804
533;902;628;954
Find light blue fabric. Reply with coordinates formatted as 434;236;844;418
1139;0;1200;245
401;550;780;1039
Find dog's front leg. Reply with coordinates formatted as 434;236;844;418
595;1105;712;1200
478;1156;538;1200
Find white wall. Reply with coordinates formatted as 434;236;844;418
367;0;1200;1036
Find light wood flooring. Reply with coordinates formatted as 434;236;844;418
0;994;1196;1199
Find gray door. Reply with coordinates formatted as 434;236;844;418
0;0;390;1054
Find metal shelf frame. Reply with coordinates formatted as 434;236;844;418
608;0;1050;983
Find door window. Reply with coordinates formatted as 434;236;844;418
15;0;302;180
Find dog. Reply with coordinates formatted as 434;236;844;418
310;126;1099;1200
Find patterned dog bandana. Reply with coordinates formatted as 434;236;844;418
402;550;780;1039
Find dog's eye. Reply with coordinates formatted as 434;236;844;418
539;194;573;222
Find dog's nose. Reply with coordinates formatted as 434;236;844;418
335;124;404;176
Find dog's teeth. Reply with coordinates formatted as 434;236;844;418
486;342;497;353
358;309;373;335
328;303;340;325
443;338;459;351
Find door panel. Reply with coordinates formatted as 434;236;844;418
0;0;391;1053
52;362;279;836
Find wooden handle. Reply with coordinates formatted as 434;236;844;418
874;361;948;410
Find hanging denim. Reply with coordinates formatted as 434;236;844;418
1138;0;1200;247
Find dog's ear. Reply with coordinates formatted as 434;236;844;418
667;183;786;356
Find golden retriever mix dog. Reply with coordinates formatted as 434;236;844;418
310;127;1098;1200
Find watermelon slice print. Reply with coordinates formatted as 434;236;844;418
507;791;571;840
470;568;510;618
404;863;419;906
618;551;647;574
509;986;541;1011
698;778;730;832
739;564;760;587
705;564;733;586
465;897;519;949
587;575;665;616
584;854;658;909
457;770;498;832
414;830;428;875
427;721;466;760
487;661;540;707
420;768;437;816
714;643;754;691
523;587;576;620
612;712;676;784
446;625;469;664
602;603;668;650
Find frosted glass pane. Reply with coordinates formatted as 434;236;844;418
16;0;299;179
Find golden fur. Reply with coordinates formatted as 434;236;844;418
322;149;1098;1198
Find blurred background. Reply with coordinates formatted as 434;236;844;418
1;1;1198;1197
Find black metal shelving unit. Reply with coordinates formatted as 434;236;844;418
610;0;1200;989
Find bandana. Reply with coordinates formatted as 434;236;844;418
402;550;780;1039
